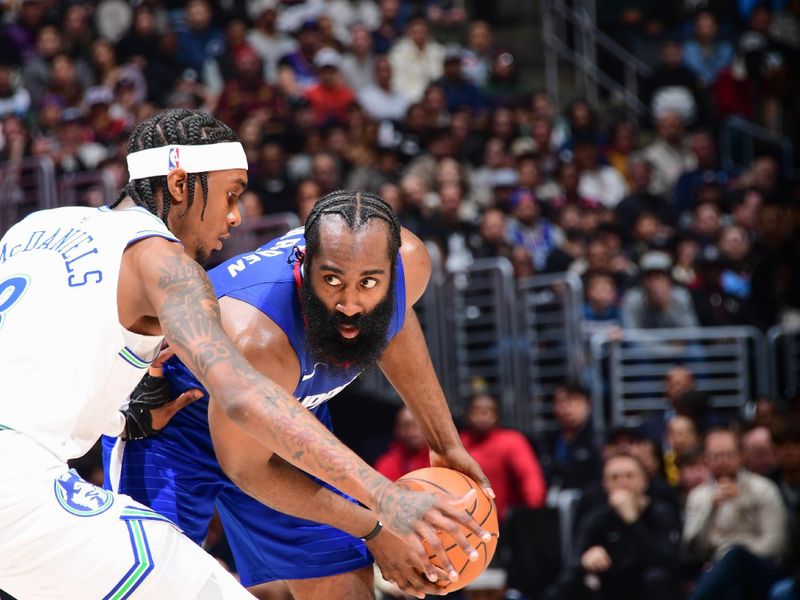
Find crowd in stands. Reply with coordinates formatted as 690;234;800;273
1;0;800;599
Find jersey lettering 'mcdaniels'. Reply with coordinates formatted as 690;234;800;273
0;227;103;287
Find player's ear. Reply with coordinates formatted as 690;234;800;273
166;168;188;206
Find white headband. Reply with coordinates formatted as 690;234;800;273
126;142;247;180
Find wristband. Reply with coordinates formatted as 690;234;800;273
359;520;383;542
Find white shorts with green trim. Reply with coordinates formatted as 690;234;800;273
0;430;253;599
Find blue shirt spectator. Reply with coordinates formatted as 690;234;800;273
682;12;734;86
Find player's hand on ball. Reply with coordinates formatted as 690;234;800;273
367;530;450;598
430;446;496;500
376;484;490;584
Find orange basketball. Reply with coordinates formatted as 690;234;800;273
396;467;499;593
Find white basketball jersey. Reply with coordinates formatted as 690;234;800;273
0;205;180;462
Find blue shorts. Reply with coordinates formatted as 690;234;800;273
101;401;372;586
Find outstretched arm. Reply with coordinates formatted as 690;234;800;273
127;238;488;577
379;229;494;497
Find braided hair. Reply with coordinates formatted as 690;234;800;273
110;109;238;226
303;190;402;273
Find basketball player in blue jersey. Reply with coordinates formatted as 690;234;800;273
105;190;496;599
0;109;487;599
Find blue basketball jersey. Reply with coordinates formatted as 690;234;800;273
104;227;407;585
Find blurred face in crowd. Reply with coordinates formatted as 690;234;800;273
395;407;425;451
64;4;89;37
408;19;429;47
260;143;285;178
732;190;762;230
665;366;695;405
517;156;541;188
239;190;264;220
466;395;500;436
603;455;648;497
468;21;492;54
705;431;742;480
690;132;716;168
51;54;77;88
569;101;592;130
752;156;779;192
633;213;660;243
657;112;684;145
586;240;610;272
511;192;539;227
436;158;462;188
235;48;261;81
374;56;392;89
718;226;750;263
643;270;673;309
491;108;514;140
350;24;372;56
186;0;212;31
439;182;463;220
483;138;507;169
611;121;636;154
661;42;683;68
750;7;772;34
531;117;553;151
680;457;710;493
424;85;447;114
693;202;721;238
20;0;46;27
559;161;580;194
775;432;800;476
742;426;777;476
36;25;62;58
667;416;699;455
695;12;718;45
298;27;322;57
380;0;400;19
296;180;321;222
553;387;590;431
586;274;617;312
379;183;402;214
633;438;662;479
401;174;428;209
133;7;157;36
629;159;652;193
532;91;555;119
312;153;340;193
480;209;506;247
758;204;792;244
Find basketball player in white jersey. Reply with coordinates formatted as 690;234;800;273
0;109;487;599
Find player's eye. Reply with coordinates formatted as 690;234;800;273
361;278;378;289
324;275;342;286
227;191;239;204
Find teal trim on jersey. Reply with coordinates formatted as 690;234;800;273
118;347;149;369
103;519;154;600
120;505;178;528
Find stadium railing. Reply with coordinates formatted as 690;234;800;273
768;325;800;407
0;156;57;236
56;170;117;209
516;271;585;435
721;116;795;177
588;326;768;436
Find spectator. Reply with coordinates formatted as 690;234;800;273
277;19;323;99
388;16;445;103
690;201;723;251
461;20;493;87
339;23;375;92
642;40;705;125
294;178;321;222
459;393;547;520
770;418;800;600
574;137;627;209
615;157;678;242
606;119;639;188
742;425;779;478
621;251;700;329
374;406;430;481
538;381;602;492
582;272;622;337
683;428;787;600
506;187;561;271
0;62;31;119
175;0;224;77
251;142;296;215
471;207;513;259
246;2;298;85
641;111;697;197
483;48;525;108
310;150;342;195
546;453;681;600
2;0;48;63
357;55;410;123
682;11;735;88
304;48;355;126
433;46;485;113
673;130;731;214
676;447;711;504
238;190;265;221
663;415;701;486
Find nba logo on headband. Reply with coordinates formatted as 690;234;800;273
168;147;180;171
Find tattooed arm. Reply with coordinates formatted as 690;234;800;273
120;237;487;580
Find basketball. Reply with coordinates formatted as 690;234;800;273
397;467;499;592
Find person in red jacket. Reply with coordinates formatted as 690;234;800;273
304;48;356;126
375;406;430;481
460;393;547;519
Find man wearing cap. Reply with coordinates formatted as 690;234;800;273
304;47;356;126
621;251;700;329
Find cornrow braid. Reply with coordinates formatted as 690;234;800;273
303;190;402;272
110;108;238;226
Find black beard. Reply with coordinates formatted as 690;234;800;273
300;274;396;376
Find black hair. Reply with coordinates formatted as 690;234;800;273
110;108;238;226
303;190;402;273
